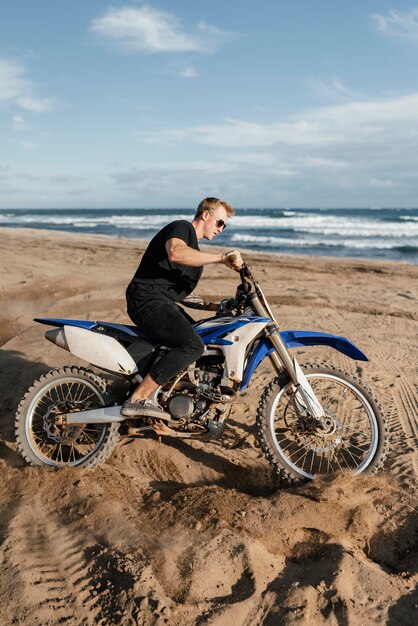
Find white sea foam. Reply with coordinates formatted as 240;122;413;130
231;232;418;250
231;213;418;237
1;211;416;238
400;215;418;222
282;210;297;216
0;213;191;228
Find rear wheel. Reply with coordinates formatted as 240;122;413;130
15;367;120;467
256;363;389;483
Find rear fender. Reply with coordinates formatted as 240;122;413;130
37;318;157;376
240;330;368;391
64;325;139;375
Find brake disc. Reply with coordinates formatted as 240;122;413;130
43;401;84;444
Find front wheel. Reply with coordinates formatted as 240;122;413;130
256;363;389;483
15;367;120;467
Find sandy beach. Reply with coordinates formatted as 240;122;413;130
0;227;417;625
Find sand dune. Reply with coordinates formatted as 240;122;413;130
0;227;417;625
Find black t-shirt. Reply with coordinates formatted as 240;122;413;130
127;220;203;302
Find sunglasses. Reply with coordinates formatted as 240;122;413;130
209;213;227;230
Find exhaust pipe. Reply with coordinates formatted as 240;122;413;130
65;404;174;425
65;405;124;424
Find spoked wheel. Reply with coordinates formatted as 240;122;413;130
15;367;120;467
256;363;389;483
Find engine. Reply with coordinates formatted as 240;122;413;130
167;394;196;419
165;351;227;421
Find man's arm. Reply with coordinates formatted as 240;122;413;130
166;238;243;270
166;238;222;266
180;293;219;311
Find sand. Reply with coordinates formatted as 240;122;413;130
0;226;417;625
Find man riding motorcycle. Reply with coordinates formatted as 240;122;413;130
121;197;243;418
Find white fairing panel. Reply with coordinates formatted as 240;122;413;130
221;320;269;382
64;326;138;375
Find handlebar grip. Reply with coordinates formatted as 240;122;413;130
225;253;248;275
240;264;251;278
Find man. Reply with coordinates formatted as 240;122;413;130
121;197;243;417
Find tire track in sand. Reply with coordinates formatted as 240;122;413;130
1;500;98;625
372;350;417;485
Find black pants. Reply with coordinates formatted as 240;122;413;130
127;296;204;386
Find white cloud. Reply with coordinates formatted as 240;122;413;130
130;91;418;198
142;92;418;149
90;5;230;54
0;58;26;102
308;77;369;101
306;157;347;169
135;128;188;145
372;8;418;42
0;57;54;112
12;115;27;131
107;155;306;209
49;175;84;184
17;96;54;112
369;177;395;189
0;167;92;203
180;65;198;78
190;118;326;147
19;140;36;150
123;89;418;205
109;160;287;203
16;172;37;180
111;160;237;184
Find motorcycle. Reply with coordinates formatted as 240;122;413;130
15;263;389;482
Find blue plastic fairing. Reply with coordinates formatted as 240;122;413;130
34;317;97;330
34;318;145;337
96;321;144;337
240;330;368;390
194;315;269;346
280;330;368;360
34;315;269;344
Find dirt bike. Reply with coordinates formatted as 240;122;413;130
15;263;389;482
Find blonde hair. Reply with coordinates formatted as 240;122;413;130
194;197;234;219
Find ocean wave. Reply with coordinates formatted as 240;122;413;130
393;245;418;254
230;233;418;250
0;213;192;228
1;211;417;238
231;234;321;247
231;214;418;237
399;215;418;222
282;210;297;216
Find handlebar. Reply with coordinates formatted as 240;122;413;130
220;254;275;322
217;255;271;317
239;264;252;279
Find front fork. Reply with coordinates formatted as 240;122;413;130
248;293;325;419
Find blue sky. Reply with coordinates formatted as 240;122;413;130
1;0;418;208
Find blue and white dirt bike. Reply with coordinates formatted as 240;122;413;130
15;263;388;482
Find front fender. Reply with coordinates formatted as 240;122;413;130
240;330;368;391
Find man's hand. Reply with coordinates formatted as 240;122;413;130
222;250;244;271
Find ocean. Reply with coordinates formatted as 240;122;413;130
1;207;417;263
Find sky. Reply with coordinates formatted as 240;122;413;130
1;0;418;209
